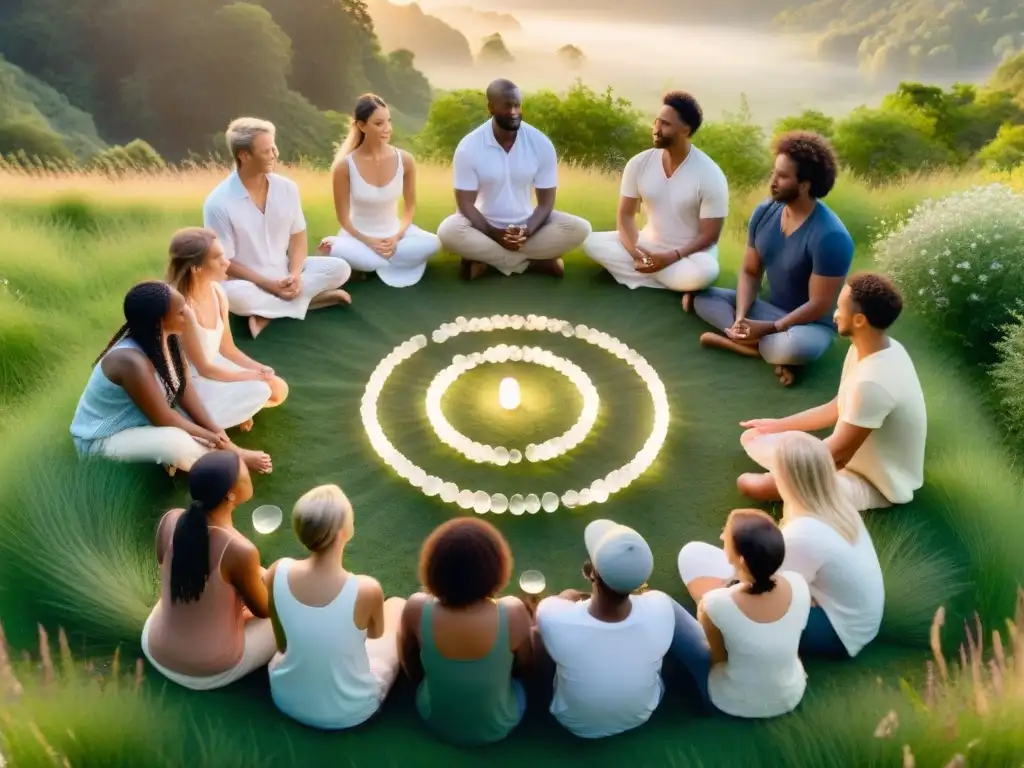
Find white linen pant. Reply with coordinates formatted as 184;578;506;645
437;211;591;275
190;358;272;430
323;225;439;287
581;231;720;292
80;426;210;472
741;429;892;512
222;257;351;320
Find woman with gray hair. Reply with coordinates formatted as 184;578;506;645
264;484;406;729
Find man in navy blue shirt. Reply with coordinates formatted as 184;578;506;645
688;131;854;386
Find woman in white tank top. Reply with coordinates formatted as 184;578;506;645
165;227;288;435
265;484;406;730
668;509;810;718
317;94;440;288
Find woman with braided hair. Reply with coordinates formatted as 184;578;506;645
69;280;272;474
142;449;277;689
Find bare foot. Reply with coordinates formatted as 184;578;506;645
527;258;564;278
249;316;270;339
775;365;796;387
164;465;177;477
681;293;694;313
240;418;254;432
737;471;781;502
699;332;761;358
238;448;272;474
333;289;352;305
459;258;489;281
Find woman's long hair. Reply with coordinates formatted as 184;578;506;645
94;281;187;407
332;93;388;167
774;431;861;544
165;227;218;300
169;450;241;604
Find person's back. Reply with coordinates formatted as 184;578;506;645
782;516;884;656
268;559;381;729
838;338;926;503
145;509;247;676
703;571;810;718
751;199;853;326
416;599;522;746
537;589;675;738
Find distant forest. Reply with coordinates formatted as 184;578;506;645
0;0;434;162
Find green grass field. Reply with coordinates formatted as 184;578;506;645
1;163;1023;766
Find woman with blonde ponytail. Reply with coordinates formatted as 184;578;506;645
676;432;884;660
318;94;440;288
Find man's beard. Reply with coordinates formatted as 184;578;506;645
653;134;672;149
771;186;798;202
495;115;521;131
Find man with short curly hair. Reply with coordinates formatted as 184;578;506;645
690;130;854;386
735;271;927;512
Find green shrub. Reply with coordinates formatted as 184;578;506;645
977;123;1024;172
0;119;74;164
413;82;649;171
772;109;836;139
832;107;952;181
695;99;772;190
872;183;1024;356
991;310;1024;438
87;139;166;173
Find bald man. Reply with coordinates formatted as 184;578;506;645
437;79;592;280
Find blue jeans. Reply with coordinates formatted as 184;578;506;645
693;287;836;366
668;599;721;715
800;607;850;658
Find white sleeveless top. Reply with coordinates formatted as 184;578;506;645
703;571;811;718
268;559;382;729
190;283;225;367
347;149;403;238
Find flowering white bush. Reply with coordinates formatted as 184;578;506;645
872;183;1024;355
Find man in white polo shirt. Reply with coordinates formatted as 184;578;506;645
534;519;675;739
437;79;591;281
582;91;728;300
203;117;352;338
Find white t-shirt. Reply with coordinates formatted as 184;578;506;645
620;146;729;253
782;515;884;657
535;590;675;738
203;171;308;279
837;339;927;504
452;120;559;229
704;571;810;718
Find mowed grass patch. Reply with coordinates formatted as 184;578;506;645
0;164;1017;766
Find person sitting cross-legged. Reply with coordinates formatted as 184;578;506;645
534;519;676;739
670;509;811;719
266;484;406;730
437;79;591;281
398;518;534;746
691;131;853;387
318;94;440;287
141;450;277;690
69;281;271;475
582;91;728;297
166;227;288;433
678;432;884;660
203;117;353;339
736;271;927;512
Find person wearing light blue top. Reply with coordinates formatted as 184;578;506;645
69;281;271;475
690;131;854;387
